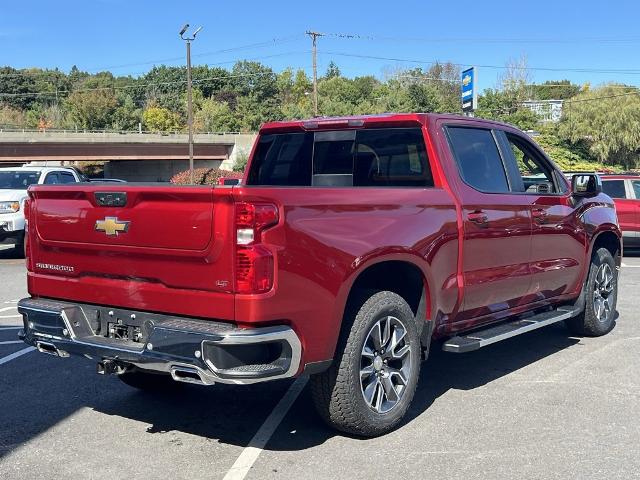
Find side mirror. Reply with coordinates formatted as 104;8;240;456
571;174;602;197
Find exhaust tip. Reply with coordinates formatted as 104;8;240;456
170;366;208;385
36;341;60;357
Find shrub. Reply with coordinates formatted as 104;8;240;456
233;151;249;172
170;168;243;185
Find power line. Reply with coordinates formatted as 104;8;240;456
320;32;640;45
320;50;640;75
563;90;640;104
395;74;460;84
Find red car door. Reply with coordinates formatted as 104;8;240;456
629;179;640;249
602;178;639;249
500;131;585;301
443;125;532;327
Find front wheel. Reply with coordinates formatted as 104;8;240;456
310;291;421;437
565;247;618;336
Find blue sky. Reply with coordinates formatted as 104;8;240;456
2;0;640;91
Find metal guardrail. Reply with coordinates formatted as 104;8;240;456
0;127;248;136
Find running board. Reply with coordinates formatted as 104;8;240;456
442;307;578;353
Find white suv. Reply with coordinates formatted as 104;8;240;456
0;166;82;254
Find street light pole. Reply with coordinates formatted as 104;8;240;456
179;24;203;184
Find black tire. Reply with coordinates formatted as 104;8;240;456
13;231;25;258
118;368;182;392
565;247;618;336
310;290;421;437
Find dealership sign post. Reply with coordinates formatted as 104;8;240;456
461;67;477;114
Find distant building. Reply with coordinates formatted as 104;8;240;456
522;99;564;123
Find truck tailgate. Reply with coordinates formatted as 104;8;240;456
26;184;236;319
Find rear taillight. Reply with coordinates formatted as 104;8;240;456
23;198;32;269
235;202;279;294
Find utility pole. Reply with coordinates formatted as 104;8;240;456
179;24;203;184
306;31;323;117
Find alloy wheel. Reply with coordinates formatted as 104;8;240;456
593;263;614;322
360;315;413;414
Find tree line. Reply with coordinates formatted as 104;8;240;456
1;59;639;170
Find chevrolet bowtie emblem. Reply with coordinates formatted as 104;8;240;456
95;217;130;236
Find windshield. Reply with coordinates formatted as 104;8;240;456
0;171;41;189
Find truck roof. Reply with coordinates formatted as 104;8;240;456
260;113;516;133
0;165;77;173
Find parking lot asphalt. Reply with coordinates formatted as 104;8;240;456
1;243;639;480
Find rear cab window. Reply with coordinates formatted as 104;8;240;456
247;127;433;188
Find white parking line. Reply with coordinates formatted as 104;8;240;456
622;263;640;268
0;340;23;345
0;306;17;313
0;326;22;330
0;315;21;319
223;376;309;480
0;346;35;366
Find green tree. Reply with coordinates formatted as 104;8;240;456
292;69;312;100
194;99;240;132
558;84;640;169
533;125;610;171
0;105;25;127
235;94;281;131
532;80;581;100
0;66;38;110
142;105;183;132
325;61;341;79
231;61;277;101
476;88;540;130
112;95;141;131
65;89;118;129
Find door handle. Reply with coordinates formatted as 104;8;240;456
468;211;489;226
532;208;549;223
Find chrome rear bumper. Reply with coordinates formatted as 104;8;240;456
18;297;301;385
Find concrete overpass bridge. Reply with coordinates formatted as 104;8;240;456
0;130;256;181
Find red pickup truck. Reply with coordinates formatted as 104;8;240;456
18;113;621;437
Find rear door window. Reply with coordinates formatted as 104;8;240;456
43;172;60;184
602;180;627;199
59;172;77;184
631;180;640;199
446;127;510;193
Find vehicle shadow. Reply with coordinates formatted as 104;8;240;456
0;244;21;260
84;322;583;451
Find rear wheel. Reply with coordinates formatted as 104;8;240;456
565;247;618;336
311;291;421;437
118;368;182;392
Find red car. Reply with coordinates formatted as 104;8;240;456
19;113;621;436
601;174;640;251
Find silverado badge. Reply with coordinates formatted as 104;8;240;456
95;217;130;236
